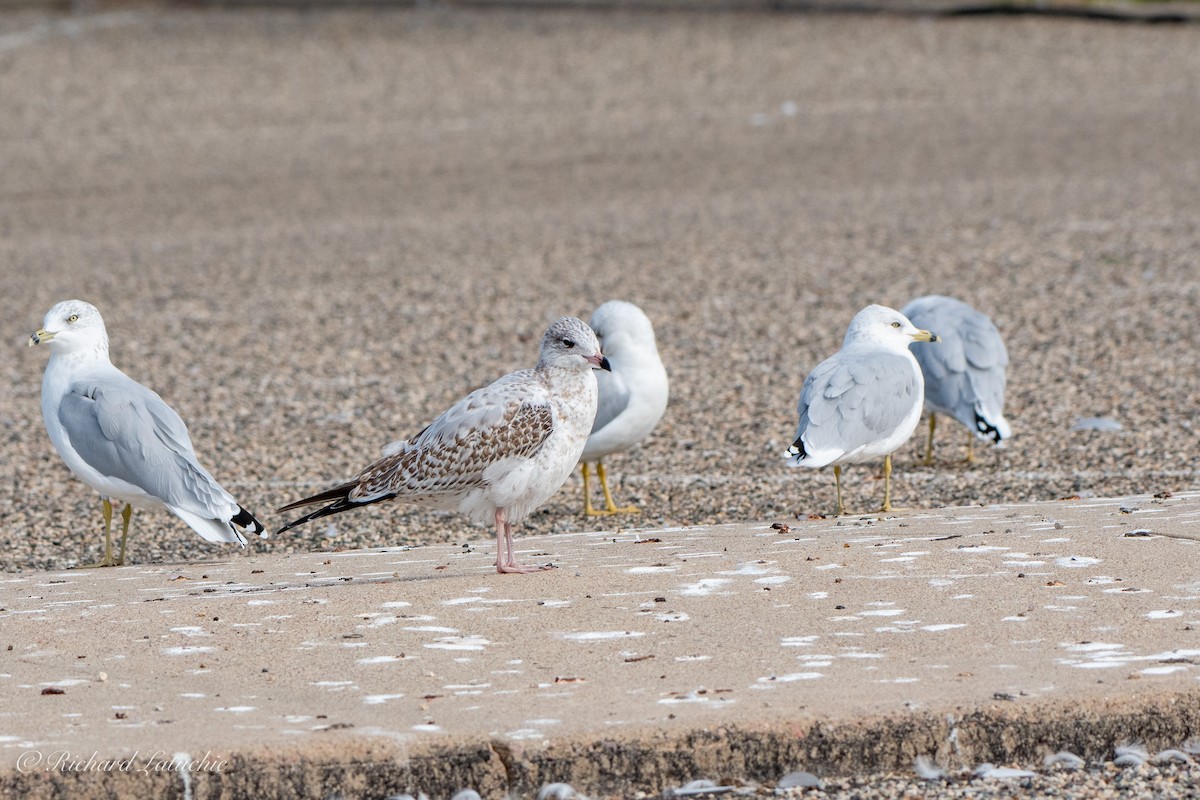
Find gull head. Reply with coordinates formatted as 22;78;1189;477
589;300;659;361
29;299;109;354
843;304;939;351
540;316;611;372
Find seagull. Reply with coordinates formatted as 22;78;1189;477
28;300;266;567
901;295;1011;464
786;304;939;516
277;316;610;574
578;300;669;516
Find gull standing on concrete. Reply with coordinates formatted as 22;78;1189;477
786;304;939;516
901;295;1011;464
28;300;266;567
578;300;669;516
277;317;611;574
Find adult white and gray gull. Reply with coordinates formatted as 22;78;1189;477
901;295;1011;463
786;304;939;516
28;300;266;567
277;316;610;574
578;300;669;516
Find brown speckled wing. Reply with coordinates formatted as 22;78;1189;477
350;399;554;502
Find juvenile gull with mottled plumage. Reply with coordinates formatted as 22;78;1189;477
277;316;610;574
786;304;939;516
28;300;266;567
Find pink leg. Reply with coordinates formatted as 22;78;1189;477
494;507;554;575
493;508;509;569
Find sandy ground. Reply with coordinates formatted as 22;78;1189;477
3;4;1199;574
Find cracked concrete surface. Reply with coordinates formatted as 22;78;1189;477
3;493;1200;795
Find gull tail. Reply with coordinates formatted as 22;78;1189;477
275;481;394;535
175;505;265;548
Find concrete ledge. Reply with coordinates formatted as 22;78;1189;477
3;494;1200;797
4;693;1200;797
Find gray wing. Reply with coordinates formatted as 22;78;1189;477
958;310;1008;401
796;351;922;458
906;298;1008;428
352;372;555;502
591;367;632;435
58;376;237;516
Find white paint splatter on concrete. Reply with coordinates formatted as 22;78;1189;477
1055;556;1102;568
679;578;733;596
362;694;405;705
781;636;819;647
563;631;645;641
755;672;823;683
162;646;215;656
424;636;490;651
1146;610;1183;620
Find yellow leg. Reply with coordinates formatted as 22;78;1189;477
116;503;132;566
880;454;894;512
78;498;116;568
924;414;936;465
597;462;638;515
584;461;638;516
965;432;976;464
833;464;845;517
582;463;600;516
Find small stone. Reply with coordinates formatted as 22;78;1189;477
778;770;823;789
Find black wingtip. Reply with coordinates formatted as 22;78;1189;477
785;436;808;463
275;505;329;537
232;506;267;539
277;480;360;514
274;491;396;536
974;412;1003;444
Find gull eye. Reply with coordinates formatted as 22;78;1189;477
561;338;576;349
890;321;901;329
67;314;79;323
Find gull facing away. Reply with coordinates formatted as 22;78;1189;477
277;317;611;574
578;300;669;516
901;295;1011;464
786;304;939;516
28;300;266;567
